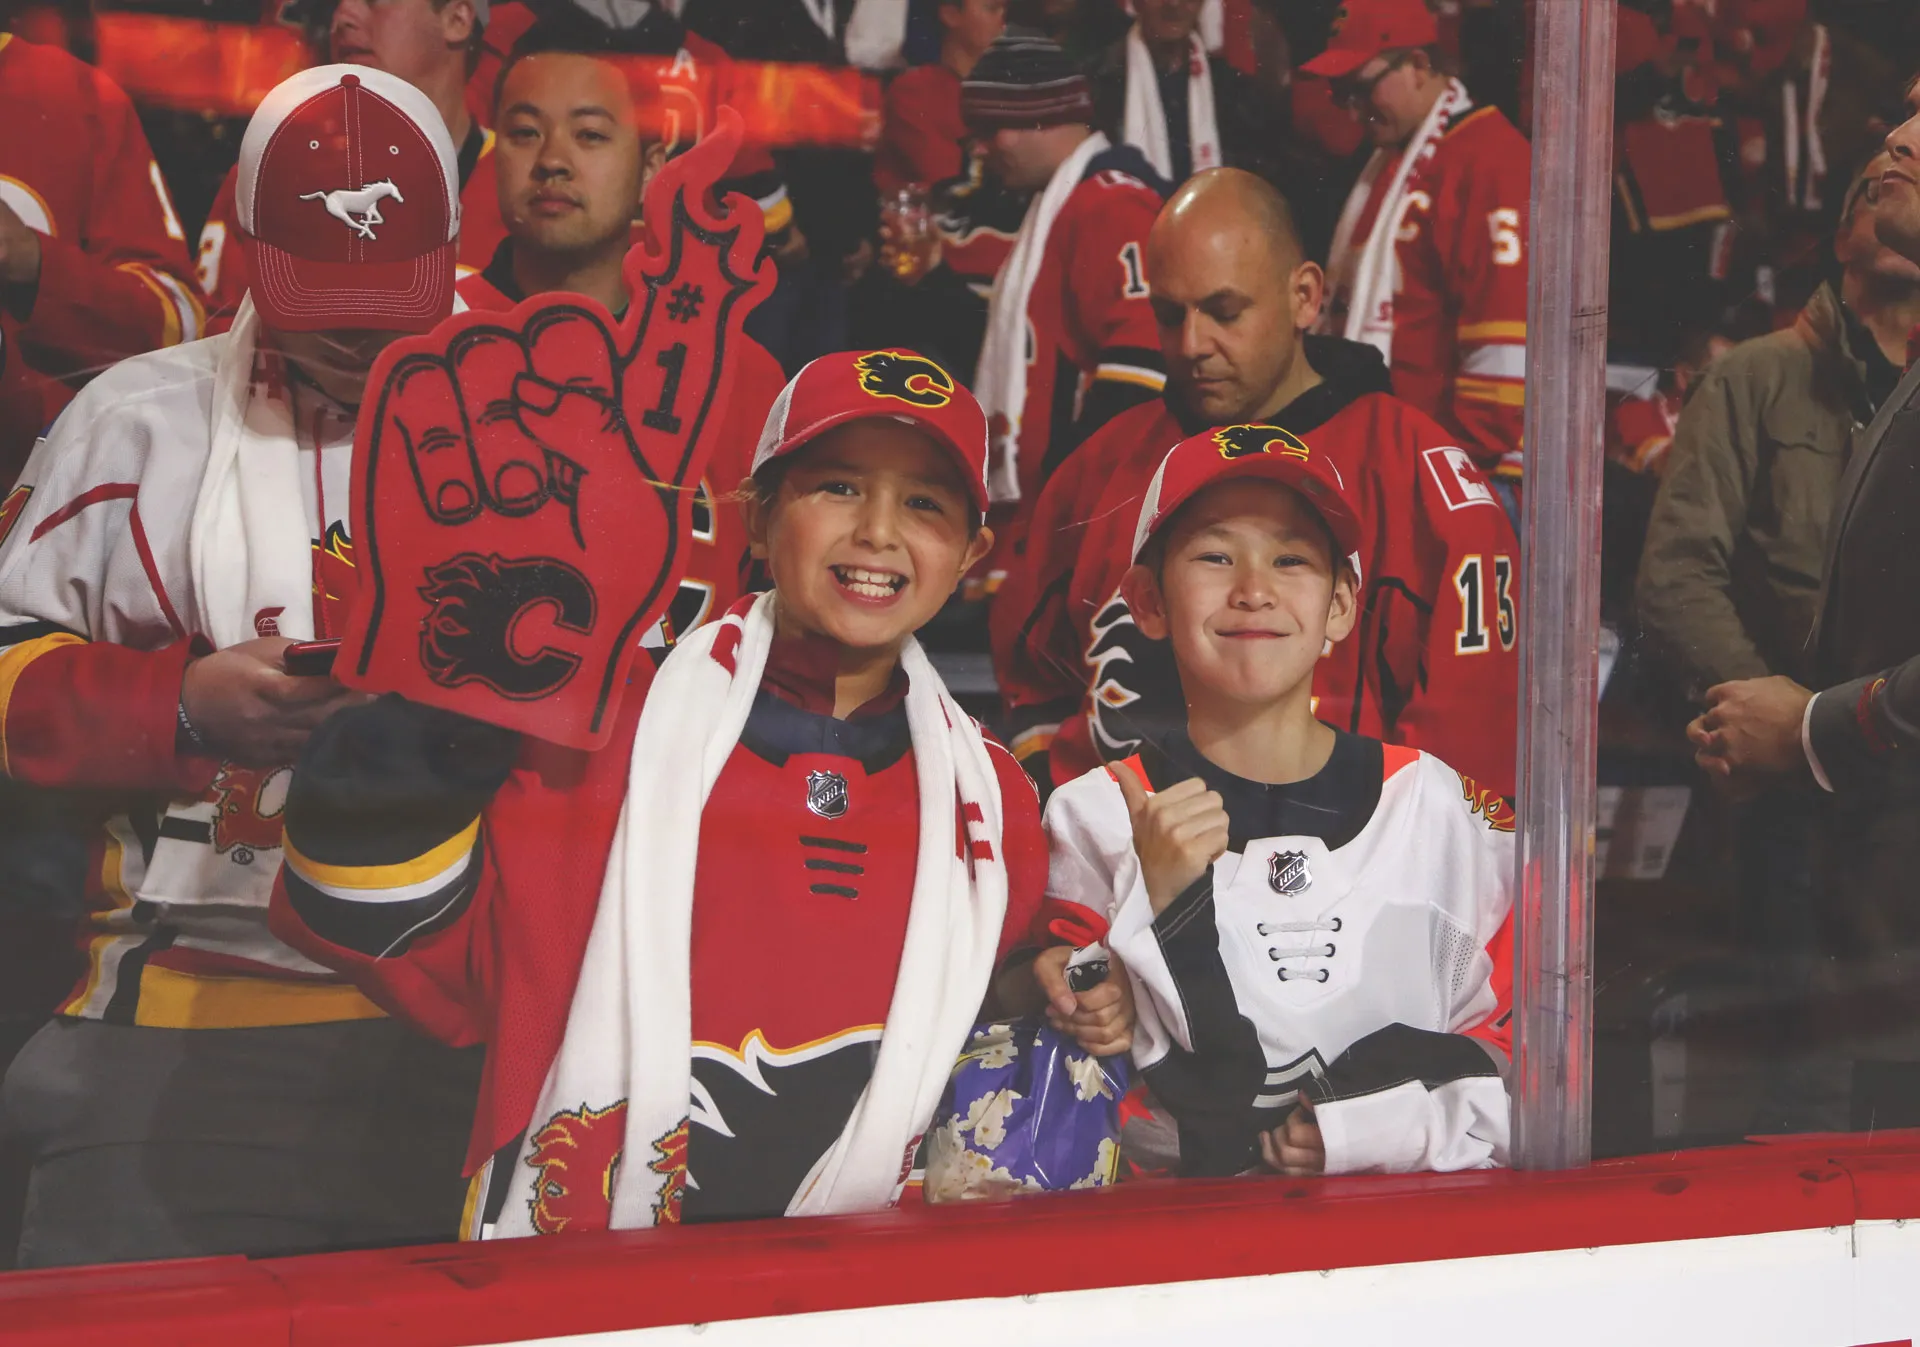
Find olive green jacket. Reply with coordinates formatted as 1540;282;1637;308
1635;283;1890;694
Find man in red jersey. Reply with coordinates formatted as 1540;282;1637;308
994;169;1519;802
1307;0;1531;511
963;30;1169;516
460;8;786;639
0;31;203;482
196;0;505;327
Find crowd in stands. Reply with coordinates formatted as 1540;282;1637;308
2;0;1920;1281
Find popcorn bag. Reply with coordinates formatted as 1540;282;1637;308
923;1012;1129;1202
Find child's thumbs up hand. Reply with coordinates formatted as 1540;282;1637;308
1113;769;1228;915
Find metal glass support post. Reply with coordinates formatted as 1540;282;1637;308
1513;0;1615;1171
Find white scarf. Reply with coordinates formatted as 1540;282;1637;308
489;592;1010;1237
975;130;1109;505
188;295;315;649
1121;24;1220;182
1320;78;1470;362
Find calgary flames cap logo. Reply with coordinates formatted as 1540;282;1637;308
1212;424;1312;462
854;350;955;408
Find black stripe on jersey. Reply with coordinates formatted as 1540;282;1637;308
804;858;863;874
1140;873;1270;1178
102;929;179;1026
809;883;859;898
158;816;213;845
0;619;82;650
801;836;868;853
283;844;484;959
1304;1023;1505;1107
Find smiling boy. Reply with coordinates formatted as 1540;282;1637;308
270;350;1046;1237
1041;424;1514;1178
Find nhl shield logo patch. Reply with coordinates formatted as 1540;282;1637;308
806;769;850;819
1269;850;1312;896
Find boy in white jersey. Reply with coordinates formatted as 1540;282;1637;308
1041;422;1514;1178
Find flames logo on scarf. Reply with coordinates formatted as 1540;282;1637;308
854;350;954;408
649;1119;689;1225
1458;773;1516;833
524;1099;627;1235
418;553;597;700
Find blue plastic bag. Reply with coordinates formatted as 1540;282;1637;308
923;1016;1130;1201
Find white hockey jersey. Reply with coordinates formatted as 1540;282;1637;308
0;322;381;1028
1043;728;1514;1177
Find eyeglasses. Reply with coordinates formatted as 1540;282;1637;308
1330;50;1415;110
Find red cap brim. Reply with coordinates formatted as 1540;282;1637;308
244;234;456;333
1300;46;1376;78
764;409;990;519
1136;456;1365;563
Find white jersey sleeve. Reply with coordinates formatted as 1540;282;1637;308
1312;754;1513;1175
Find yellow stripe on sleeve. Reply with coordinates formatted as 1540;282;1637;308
283;817;481;892
1456;320;1528;343
1456;377;1528;407
0;632;85;776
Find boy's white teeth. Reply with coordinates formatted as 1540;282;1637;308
835;566;904;597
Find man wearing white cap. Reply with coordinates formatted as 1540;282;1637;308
0;65;480;1267
195;0;504;328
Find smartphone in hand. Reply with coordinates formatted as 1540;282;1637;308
281;638;342;678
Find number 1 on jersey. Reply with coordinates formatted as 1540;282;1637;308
1454;554;1516;655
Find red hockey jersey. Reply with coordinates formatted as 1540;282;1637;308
998;148;1168;507
454;253;785;639
997;344;1520;800
196;123;508;331
271;629;1048;1183
1331;104;1531;483
0;33;203;478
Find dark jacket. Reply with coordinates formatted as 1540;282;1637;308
1801;321;1920;978
1085;39;1285;187
1635;282;1895;693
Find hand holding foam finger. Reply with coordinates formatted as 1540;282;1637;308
335;110;775;748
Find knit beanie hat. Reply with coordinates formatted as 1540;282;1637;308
960;30;1094;131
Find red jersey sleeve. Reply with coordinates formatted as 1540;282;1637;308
1392;412;1520;799
1428;118;1530;481
989;426;1110;768
986;734;1047;963
195;167;246;335
18;63;203;375
1061;171;1166;402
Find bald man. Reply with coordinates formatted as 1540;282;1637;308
992;168;1521;801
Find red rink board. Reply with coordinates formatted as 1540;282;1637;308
3;1131;1919;1347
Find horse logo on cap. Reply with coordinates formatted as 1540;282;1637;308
854;351;954;408
1213;425;1312;462
300;179;404;240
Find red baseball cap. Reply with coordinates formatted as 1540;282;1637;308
752;350;991;519
1131;424;1365;563
1300;0;1442;79
236;64;459;333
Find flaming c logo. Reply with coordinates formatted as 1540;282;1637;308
525;1100;627;1235
854;350;954;408
1458;773;1516;833
209;763;291;858
1212;424;1312;462
524;1103;690;1234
